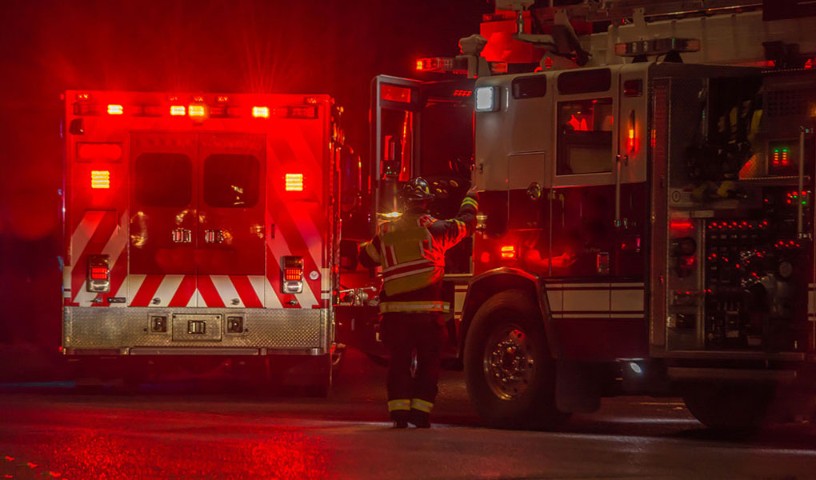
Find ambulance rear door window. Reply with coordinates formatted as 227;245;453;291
134;153;192;207
203;154;260;208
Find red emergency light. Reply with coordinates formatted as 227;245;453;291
416;57;454;73
107;104;123;115
381;84;413;104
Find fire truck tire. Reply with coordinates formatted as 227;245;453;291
681;382;775;431
464;290;566;430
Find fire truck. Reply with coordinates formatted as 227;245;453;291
61;91;345;395
348;0;816;429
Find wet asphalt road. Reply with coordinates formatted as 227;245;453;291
1;348;815;479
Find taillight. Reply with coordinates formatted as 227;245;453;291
87;254;110;293
281;256;304;294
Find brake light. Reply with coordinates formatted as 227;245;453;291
87;254;110;293
90;170;110;189
170;105;186;116
281;256;304;294
285;173;304;192
252;106;270;118
90;266;108;280
107;104;123;115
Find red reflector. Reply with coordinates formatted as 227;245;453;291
381;84;413;104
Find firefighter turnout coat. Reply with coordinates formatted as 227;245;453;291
360;193;478;311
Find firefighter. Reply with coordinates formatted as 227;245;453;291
359;177;478;428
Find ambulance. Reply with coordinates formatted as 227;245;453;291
61;91;343;394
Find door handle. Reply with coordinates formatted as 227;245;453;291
614;154;628;229
172;228;192;243
204;229;225;244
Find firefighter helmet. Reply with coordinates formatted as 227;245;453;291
401;177;435;203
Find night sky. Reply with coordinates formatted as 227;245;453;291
0;0;491;347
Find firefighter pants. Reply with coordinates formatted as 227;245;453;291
381;312;445;416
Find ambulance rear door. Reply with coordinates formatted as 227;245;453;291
128;132;266;308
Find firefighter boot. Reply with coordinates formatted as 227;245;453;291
409;409;431;428
391;410;409;429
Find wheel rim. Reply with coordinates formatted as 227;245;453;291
482;323;535;400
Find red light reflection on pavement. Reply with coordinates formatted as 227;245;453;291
2;411;332;479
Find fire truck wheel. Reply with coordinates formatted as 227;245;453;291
681;382;775;431
464;290;566;430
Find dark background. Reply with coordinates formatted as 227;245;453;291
0;0;491;351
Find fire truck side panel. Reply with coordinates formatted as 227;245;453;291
62;91;337;361
471;64;652;362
